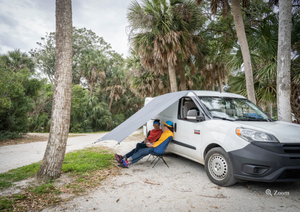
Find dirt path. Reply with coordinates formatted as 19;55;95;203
44;133;300;212
0;132;107;173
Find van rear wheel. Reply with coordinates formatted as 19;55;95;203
205;147;237;187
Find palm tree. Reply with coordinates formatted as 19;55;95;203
276;0;292;122
37;0;73;181
105;66;126;111
127;0;203;92
291;58;300;122
126;52;169;97
80;49;107;97
228;9;300;119
200;63;228;92
290;9;300;122
228;13;277;109
206;0;256;104
130;69;169;97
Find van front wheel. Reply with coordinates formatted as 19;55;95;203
205;147;237;187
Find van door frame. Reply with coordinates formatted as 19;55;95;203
189;93;213;120
168;96;208;162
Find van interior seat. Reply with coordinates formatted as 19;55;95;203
182;100;197;118
226;109;237;117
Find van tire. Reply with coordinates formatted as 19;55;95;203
205;147;237;187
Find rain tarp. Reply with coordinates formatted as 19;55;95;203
96;91;190;144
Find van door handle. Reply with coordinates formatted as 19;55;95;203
174;123;177;132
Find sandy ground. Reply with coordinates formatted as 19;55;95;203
43;133;300;212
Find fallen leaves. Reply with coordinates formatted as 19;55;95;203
0;165;121;211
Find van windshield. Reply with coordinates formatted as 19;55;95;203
198;97;270;121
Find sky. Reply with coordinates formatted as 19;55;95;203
0;0;133;57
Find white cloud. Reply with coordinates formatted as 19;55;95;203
0;0;132;57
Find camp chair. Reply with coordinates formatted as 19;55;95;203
147;151;169;168
146;136;172;168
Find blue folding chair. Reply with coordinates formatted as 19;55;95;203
148;152;169;168
147;136;172;168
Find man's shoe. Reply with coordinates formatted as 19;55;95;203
114;154;123;163
117;163;128;168
118;159;129;168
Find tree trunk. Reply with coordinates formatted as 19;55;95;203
168;61;178;92
218;74;223;92
211;83;215;91
291;83;300;123
89;81;93;97
37;0;73;181
268;102;273;119
277;0;292;122
231;0;256;104
179;63;186;91
108;89;114;112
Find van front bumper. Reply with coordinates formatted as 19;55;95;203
228;141;300;182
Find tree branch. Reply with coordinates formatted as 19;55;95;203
205;28;234;37
226;18;236;39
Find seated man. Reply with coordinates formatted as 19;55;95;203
143;119;163;144
117;121;174;168
114;119;162;162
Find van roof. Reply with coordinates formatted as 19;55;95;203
186;90;246;99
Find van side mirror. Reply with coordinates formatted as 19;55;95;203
187;109;205;122
187;109;197;120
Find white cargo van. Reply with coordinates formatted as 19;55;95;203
143;91;300;186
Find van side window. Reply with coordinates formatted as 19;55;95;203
178;97;202;121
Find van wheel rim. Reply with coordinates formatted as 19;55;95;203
208;154;228;181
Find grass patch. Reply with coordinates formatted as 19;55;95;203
0;185;62;211
0;147;119;211
0;148;114;190
62;148;114;174
0;194;27;211
0;163;41;189
0;197;14;211
29;183;61;196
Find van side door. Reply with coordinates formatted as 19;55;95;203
168;97;205;163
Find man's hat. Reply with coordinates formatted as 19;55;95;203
163;121;173;127
153;119;160;125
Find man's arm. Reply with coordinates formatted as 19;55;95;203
152;133;173;148
146;143;153;147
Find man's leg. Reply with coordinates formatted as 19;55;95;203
124;143;147;158
128;147;153;164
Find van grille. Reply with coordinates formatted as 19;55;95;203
282;144;300;154
278;169;300;179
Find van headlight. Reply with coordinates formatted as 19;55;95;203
236;128;279;142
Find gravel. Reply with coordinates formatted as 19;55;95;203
44;132;300;212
